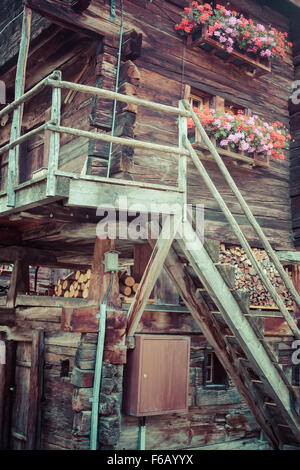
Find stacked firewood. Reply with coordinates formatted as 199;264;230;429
119;271;139;298
219;244;293;308
54;269;91;298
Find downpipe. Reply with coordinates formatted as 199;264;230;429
90;272;114;450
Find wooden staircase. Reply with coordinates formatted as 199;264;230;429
165;223;300;449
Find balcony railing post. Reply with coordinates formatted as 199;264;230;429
7;6;32;207
46;71;62;196
178;100;187;219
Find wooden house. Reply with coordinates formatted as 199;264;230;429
0;0;300;450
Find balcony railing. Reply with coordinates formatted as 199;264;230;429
0;69;191;207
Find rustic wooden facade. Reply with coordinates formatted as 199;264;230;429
0;0;300;451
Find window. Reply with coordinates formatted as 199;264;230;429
224;100;246;115
203;350;229;388
188;90;212;143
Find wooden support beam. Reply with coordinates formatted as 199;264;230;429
7;6;32;207
0;246;57;265
87;238;119;305
277;252;300;265
119;29;142;61
0;340;17;449
26;328;44;450
25;0;118;38
46;71;62;196
6;260;29;309
127;215;180;337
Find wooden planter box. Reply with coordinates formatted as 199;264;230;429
193;138;270;168
187;25;271;78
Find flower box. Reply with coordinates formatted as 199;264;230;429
187;25;271;78
175;2;292;78
192;138;270;168
187;107;290;168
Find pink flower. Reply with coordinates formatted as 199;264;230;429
220;139;229;146
256;24;265;32
240;141;250;151
214;31;221;37
219;36;227;43
228;17;237;26
227;46;233;53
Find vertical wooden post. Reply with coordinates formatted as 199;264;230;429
178;100;187;219
292;265;300;318
7;7;32;207
87;238;120;306
1;340;17;449
46;71;62;196
0;338;5;448
26;328;44;450
6;259;29;308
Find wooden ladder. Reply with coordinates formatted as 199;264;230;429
168;223;300;449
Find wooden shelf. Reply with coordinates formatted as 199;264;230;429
193;141;270;168
187;25;271;78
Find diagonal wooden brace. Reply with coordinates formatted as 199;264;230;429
126;214;181;337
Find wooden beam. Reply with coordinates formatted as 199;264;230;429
47;80;191;118
26;328;44;450
67;178;183;213
127;215;180;337
7;6;32;207
87;238;119;305
6;260;29;308
25;0;118;38
0;246;57;265
46;71;62;196
0;341;17;449
277;251;300;265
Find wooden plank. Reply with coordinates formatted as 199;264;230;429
0;341;17;449
46;123;190;156
26;328;44;449
277;251;300;265
6;260;29;309
127;215;180;337
46;71;61;196
7;7;32;207
67;178;184;213
0;246;57;265
46;79;191;117
178;101;187;203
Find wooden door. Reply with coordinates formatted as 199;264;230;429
0;329;44;449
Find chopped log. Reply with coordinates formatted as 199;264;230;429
120;285;132;296
119;273;135;287
132;283;139;293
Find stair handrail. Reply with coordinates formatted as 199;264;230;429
181;99;300;339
